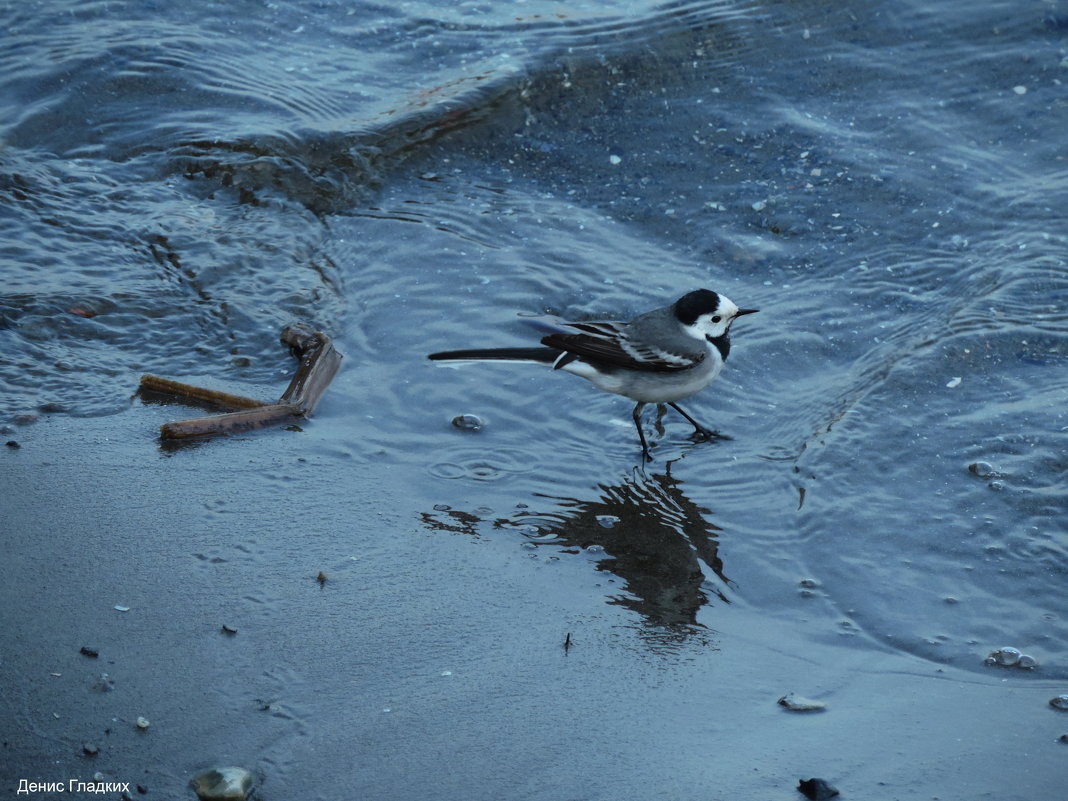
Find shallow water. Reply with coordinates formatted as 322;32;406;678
2;0;1067;797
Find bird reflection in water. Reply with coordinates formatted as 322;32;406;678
422;464;731;636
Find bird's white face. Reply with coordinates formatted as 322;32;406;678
687;295;744;341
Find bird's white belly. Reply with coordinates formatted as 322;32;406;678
560;358;722;403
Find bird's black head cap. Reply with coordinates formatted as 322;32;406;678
673;289;721;326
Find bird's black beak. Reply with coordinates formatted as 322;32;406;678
736;308;759;317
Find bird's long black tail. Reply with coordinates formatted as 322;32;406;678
428;347;560;363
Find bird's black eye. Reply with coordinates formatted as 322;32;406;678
711;315;722;323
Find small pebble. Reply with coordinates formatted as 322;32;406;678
136;716;150;730
985;646;1021;666
451;413;483;431
968;461;998;478
1012;85;1027;95
189;767;254;801
609;154;622;165
79;646;99;658
984;647;1036;669
797;777;839;799
1049;694;1068;711
5;440;19;449
778;693;826;712
221;624;238;635
82;742;99;757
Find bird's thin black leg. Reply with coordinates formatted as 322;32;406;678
667;402;732;441
653;403;667;437
631;402;652;461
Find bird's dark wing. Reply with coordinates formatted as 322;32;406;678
542;323;704;373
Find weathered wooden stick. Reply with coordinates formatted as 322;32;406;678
278;324;343;412
138;374;267;410
159;402;303;439
153;325;342;440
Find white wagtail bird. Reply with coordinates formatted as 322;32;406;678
427;289;758;461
